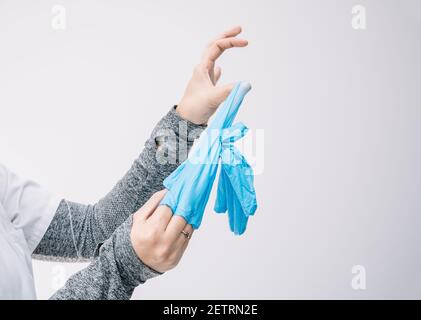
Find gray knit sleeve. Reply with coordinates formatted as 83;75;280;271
49;215;156;300
33;106;206;261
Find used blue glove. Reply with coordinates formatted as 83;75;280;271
160;81;257;235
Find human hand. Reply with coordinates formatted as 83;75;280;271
176;26;248;125
130;190;193;273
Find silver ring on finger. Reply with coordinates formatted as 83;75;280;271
181;230;191;240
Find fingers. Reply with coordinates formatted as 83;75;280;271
213;83;235;104
213;66;222;84
203;37;248;69
147;204;174;230
165;215;189;241
165;225;193;270
180;230;191;252
213;25;242;42
175;224;193;248
136;190;167;220
183;224;194;238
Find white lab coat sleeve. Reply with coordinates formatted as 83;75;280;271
0;164;61;253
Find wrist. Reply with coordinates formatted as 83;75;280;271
176;100;211;125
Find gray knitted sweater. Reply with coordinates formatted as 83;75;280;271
32;107;205;300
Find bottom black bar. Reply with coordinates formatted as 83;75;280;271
1;300;419;318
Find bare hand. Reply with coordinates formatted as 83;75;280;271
176;26;248;125
130;190;193;273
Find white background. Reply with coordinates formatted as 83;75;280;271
1;0;421;299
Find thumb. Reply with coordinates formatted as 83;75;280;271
212;83;235;106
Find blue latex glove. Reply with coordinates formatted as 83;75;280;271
160;81;257;235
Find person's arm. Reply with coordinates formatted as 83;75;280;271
33;25;248;262
51;191;194;300
33;106;206;261
46;26;249;299
49;215;154;299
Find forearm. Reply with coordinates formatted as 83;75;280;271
33;106;206;260
49;215;157;300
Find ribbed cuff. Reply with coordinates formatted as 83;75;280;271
141;106;207;170
166;105;207;142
